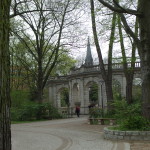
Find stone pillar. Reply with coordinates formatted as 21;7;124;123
49;85;57;106
98;84;102;108
84;86;90;114
103;84;107;108
79;78;85;114
69;81;74;115
69;81;72;106
56;91;61;108
48;86;53;102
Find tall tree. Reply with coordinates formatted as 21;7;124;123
10;39;76;91
117;16;138;104
90;0;117;108
0;0;12;149
12;0;80;102
96;0;150;119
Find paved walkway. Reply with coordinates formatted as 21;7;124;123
11;116;150;150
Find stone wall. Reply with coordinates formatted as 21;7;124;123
104;127;150;141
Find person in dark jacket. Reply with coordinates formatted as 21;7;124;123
75;106;80;117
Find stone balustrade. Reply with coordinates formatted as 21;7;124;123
70;62;141;75
48;62;141;80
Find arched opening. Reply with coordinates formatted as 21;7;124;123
89;83;98;104
133;78;142;100
60;88;69;107
57;87;69;107
72;83;80;106
112;79;121;99
86;81;98;106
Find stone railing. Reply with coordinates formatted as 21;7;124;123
49;76;67;81
104;127;150;141
70;62;141;75
48;62;141;79
104;62;141;70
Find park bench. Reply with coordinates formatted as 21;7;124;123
88;118;116;125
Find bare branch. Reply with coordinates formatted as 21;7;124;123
97;0;141;16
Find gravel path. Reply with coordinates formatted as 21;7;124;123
11;116;149;150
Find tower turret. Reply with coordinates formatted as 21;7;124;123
84;37;93;66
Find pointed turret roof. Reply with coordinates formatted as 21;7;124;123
84;37;93;66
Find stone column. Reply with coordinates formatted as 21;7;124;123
49;85;57;107
68;81;74;115
56;91;61;108
48;86;53;102
84;86;90;114
98;84;102;108
103;84;107;108
68;81;72;106
79;78;85;114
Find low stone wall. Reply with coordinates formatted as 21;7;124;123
104;127;150;141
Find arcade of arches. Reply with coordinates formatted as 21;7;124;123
47;66;141;114
47;39;141;114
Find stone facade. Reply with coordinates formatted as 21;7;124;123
47;63;141;114
47;39;141;114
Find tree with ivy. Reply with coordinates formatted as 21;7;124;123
96;0;150;119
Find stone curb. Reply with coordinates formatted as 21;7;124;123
104;127;150;141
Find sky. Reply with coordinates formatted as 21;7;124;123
69;7;109;65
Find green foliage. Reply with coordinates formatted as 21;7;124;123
90;119;99;125
89;83;98;102
132;84;142;101
51;52;76;76
11;102;62;121
60;88;69;107
112;99;141;121
89;107;103;118
120;116;150;131
112;79;121;96
111;99;150;131
11;90;30;108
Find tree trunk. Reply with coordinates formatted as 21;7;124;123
90;0;116;110
105;81;113;106
126;74;134;104
37;53;43;103
138;0;150;119
0;0;11;149
117;15;138;104
107;12;117;104
97;0;150;119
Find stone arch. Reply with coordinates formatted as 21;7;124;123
56;85;68;108
133;77;142;99
84;77;100;86
48;63;141;112
59;87;69;107
112;75;126;97
72;83;80;106
85;81;99;106
112;78;121;95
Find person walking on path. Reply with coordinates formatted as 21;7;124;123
75;106;80;117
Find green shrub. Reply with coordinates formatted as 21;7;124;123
11;108;22;121
89;107;103;118
11;90;30;108
11;102;62;121
90;119;99;125
110;99;150;131
119;115;150;131
112;99;141;122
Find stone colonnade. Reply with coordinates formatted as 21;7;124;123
48;72;135;114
